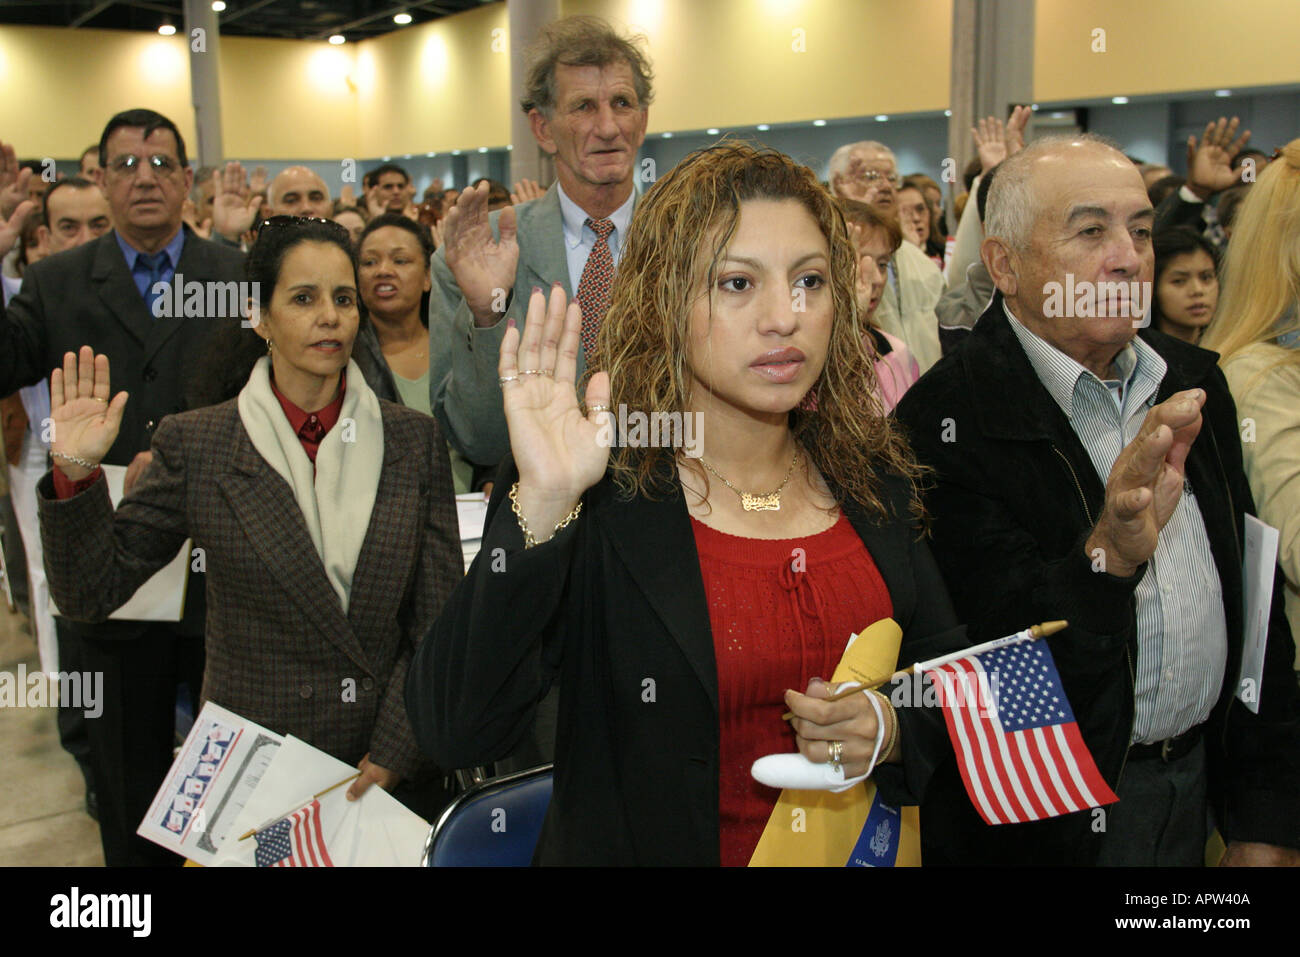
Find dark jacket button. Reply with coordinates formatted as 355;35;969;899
299;685;313;699
361;677;375;691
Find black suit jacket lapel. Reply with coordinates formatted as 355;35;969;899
91;231;152;346
216;423;371;671
142;225;206;367
592;481;718;712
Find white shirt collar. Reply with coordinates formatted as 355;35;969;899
557;182;636;250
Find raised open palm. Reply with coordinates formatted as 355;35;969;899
49;347;128;477
500;285;611;513
444;180;519;325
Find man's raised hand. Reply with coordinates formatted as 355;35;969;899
443;180;519;327
1186;116;1251;200
1086;388;1205;576
212;162;263;242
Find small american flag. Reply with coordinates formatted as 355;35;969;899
253;799;334;867
930;638;1118;825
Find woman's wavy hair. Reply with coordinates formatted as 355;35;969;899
590;141;926;524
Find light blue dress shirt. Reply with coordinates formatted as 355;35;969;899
1005;303;1228;744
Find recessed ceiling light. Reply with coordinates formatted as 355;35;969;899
394;12;413;25
382;156;391;161
328;34;345;45
812;119;827;127
1111;96;1129;105
426;152;436;157
506;145;513;151
158;22;176;35
211;1;226;11
874;114;888;122
706;128;720;135
943;109;952;117
452;149;461;155
477;147;488;153
662;132;673;138
1214;89;1232;97
1031;103;1040;111
756;124;770;131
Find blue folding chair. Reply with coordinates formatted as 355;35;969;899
422;764;553;867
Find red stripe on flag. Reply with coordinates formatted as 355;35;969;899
1040;724;1089;809
1058;722;1119;804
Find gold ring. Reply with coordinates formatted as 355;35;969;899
498;375;520;384
587;404;610;414
518;369;553;377
91;397;108;404
828;740;843;772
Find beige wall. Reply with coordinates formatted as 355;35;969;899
1034;0;1300;101
0;1;1294;161
356;2;510;155
0;26;196;158
558;0;951;130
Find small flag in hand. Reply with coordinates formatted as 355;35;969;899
254;799;334;867
931;638;1118;825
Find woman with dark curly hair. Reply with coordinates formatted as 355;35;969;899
408;143;966;865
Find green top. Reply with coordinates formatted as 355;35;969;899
393;367;473;495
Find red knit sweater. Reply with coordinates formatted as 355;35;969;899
690;512;893;866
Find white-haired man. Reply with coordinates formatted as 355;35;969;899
896;134;1300;866
829;140;945;371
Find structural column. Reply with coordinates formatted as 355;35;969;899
508;0;560;186
948;0;1034;201
183;0;224;168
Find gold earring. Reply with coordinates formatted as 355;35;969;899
267;338;274;353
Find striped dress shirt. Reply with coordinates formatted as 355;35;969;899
1005;304;1227;743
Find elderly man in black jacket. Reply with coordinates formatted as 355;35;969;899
1;109;246;866
896;133;1300;866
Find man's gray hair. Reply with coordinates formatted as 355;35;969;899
984;133;1127;251
828;141;897;184
520;16;654;117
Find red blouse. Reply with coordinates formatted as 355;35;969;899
690;512;893;867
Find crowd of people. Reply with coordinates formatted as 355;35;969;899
0;13;1297;867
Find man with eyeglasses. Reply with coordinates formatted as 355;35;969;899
0;107;245;866
829;140;946;372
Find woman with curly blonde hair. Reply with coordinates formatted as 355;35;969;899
409;142;965;865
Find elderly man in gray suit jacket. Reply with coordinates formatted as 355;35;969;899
0;108;245;866
429;16;652;470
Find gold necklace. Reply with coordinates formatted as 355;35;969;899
699;448;801;511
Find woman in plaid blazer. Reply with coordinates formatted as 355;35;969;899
39;217;462;805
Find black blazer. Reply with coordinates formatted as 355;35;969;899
0;225;247;465
407;460;967;865
895;294;1300;864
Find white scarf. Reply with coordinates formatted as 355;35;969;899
237;356;383;614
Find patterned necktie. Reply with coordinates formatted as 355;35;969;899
138;251;169;319
576;217;615;358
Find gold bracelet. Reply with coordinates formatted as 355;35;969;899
869;689;899;762
508;481;582;549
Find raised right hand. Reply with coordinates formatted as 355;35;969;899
1186;116;1251;199
443;180;519;327
0;140;33;220
972;115;1008;174
499;285;611;538
212;162;263;242
1086;388;1205;576
49;347;128;480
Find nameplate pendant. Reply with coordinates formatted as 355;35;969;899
741;492;781;511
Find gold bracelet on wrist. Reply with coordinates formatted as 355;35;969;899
869;689;900;762
508;481;582;549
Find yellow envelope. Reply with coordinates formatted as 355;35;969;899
749;618;921;866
